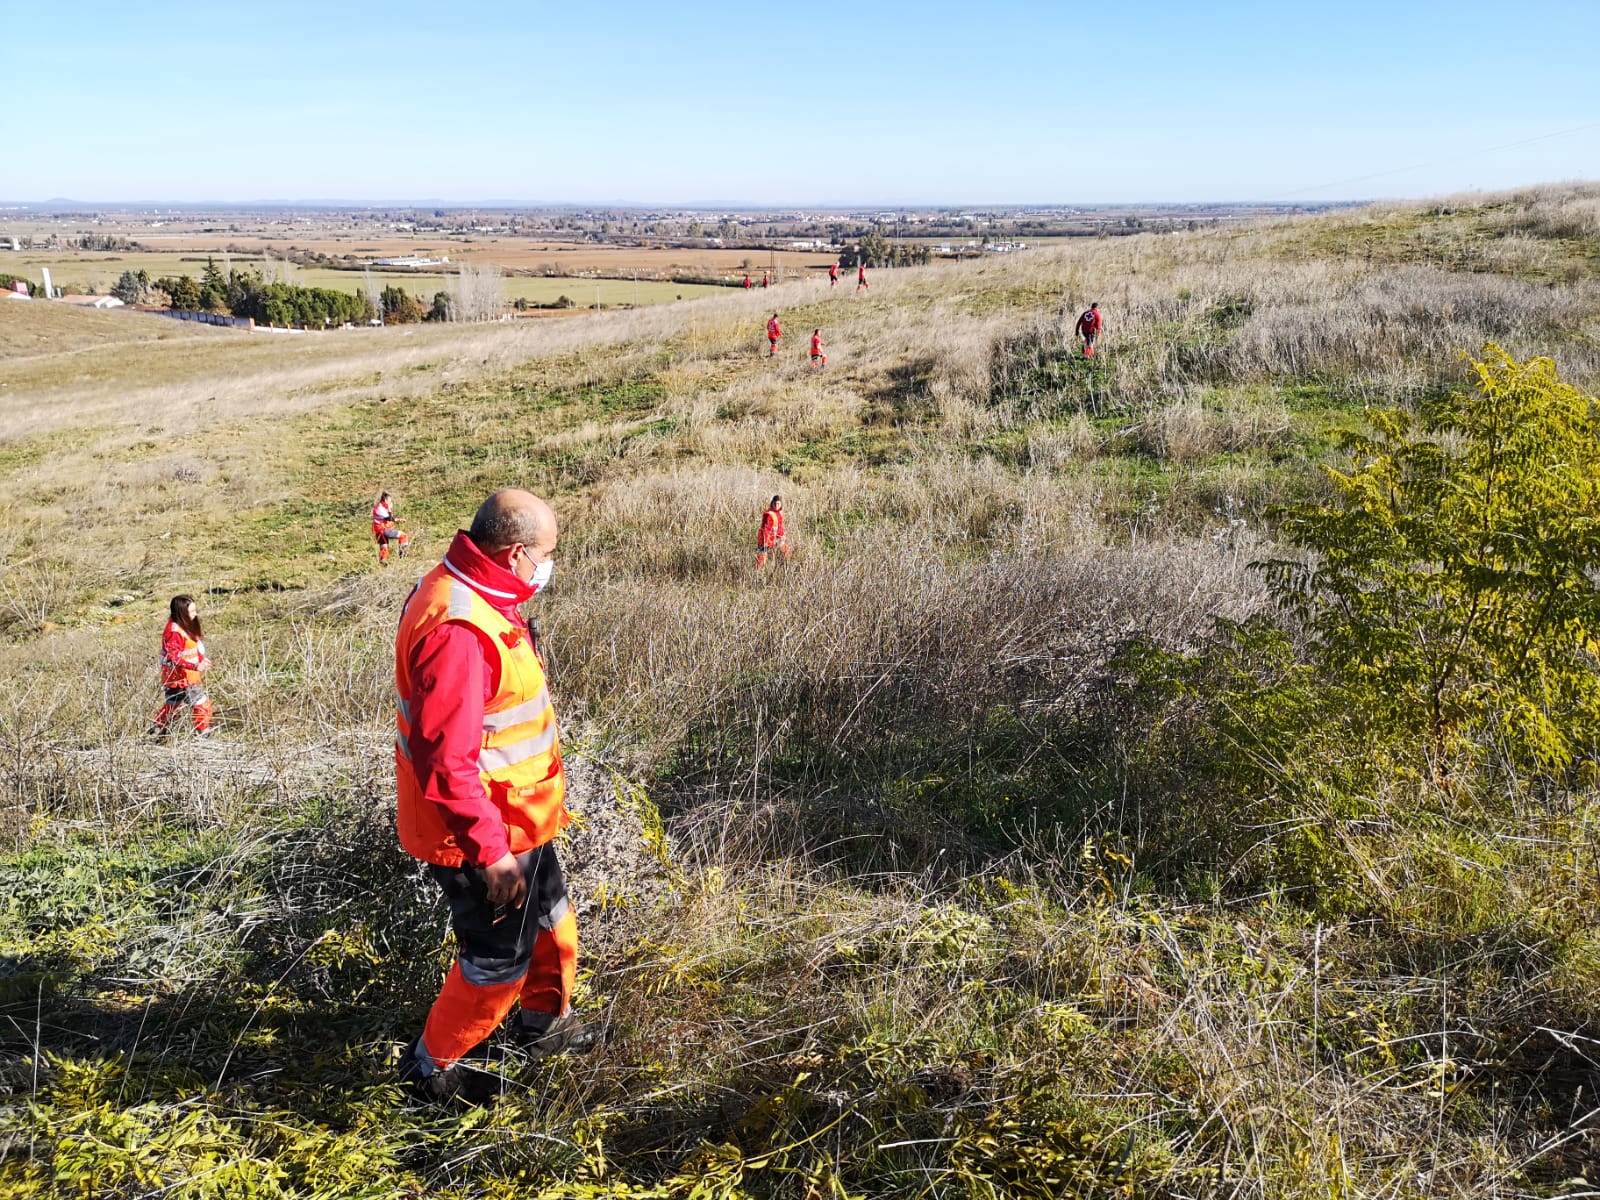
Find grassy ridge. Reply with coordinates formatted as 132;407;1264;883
3;185;1600;1197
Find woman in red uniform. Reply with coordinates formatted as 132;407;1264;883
372;491;410;564
151;594;212;737
756;495;791;568
809;328;826;369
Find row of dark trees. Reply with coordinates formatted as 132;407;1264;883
150;260;375;327
838;231;933;269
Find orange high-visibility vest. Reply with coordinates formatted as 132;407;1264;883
395;564;567;867
160;621;206;689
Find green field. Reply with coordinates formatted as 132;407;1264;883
1;251;731;307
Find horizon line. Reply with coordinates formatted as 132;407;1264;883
0;196;1378;213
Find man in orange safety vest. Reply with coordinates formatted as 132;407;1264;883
394;489;596;1104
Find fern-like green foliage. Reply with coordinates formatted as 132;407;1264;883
1260;345;1600;775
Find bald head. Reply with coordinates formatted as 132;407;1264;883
469;489;558;557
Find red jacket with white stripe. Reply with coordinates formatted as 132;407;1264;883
398;531;554;867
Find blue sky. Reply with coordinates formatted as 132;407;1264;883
4;0;1595;205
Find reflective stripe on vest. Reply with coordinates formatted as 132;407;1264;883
478;722;559;772
481;687;549;734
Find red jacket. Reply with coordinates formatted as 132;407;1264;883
759;506;785;548
828;265;839;280
160;622;208;689
402;530;540;867
767;318;781;340
1076;308;1102;337
858;265;867;281
810;334;822;355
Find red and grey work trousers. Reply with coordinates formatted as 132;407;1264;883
154;685;212;734
415;842;578;1070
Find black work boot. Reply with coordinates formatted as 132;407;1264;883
396;1038;503;1106
510;1009;603;1059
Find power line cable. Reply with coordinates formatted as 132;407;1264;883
1277;120;1600;198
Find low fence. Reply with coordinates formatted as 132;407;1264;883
156;308;255;331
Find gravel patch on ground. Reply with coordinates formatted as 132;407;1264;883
557;749;677;962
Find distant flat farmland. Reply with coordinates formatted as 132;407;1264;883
5;242;831;307
128;234;838;276
3;251;738;307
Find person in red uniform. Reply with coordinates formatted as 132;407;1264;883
762;272;770;289
372;491;410;564
150;595;212;737
742;274;751;289
394;489;596;1104
828;262;839;287
1075;302;1102;357
756;495;791;567
856;262;869;292
809;328;826;369
766;313;782;357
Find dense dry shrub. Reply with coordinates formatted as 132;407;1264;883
551;519;1265;860
1126;389;1291;463
1480;185;1600;241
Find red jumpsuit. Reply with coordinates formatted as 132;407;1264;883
372;500;408;563
1075;308;1102;355
153;621;212;733
756;505;789;565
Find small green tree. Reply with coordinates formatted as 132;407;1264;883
1261;345;1600;775
199;258;229;312
1117;347;1600;904
110;271;143;305
156;274;203;310
858;229;890;267
379;286;423;324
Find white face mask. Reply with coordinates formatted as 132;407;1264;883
529;558;554;594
